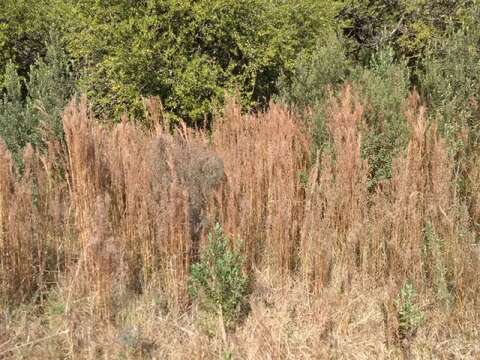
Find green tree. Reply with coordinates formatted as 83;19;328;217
64;0;341;123
0;0;66;83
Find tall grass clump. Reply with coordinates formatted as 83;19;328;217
300;85;369;291
418;28;480;243
0;96;226;313
298;86;480;309
0;140;70;306
210;99;310;274
62;98;225;312
378;91;478;309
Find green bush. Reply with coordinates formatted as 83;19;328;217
0;0;65;83
395;281;425;338
0;34;75;164
417;28;480;154
278;32;351;109
0;62;31;164
352;48;410;189
414;14;480;209
188;223;250;328
277;32;352;155
26;34;76;141
283;45;410;186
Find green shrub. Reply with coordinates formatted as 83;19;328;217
277;32;353;155
26;34;76;141
417;28;480;155
339;0;474;65
0;0;46;81
279;42;411;186
395;281;425;338
0;62;32;164
0;0;66;83
188;223;250;329
278;32;351;109
0;34;75;164
353;48;410;189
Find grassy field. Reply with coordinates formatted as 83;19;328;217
0;88;479;359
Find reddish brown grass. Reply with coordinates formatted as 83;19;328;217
0;88;478;358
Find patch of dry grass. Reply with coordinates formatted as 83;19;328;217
0;88;479;358
1;271;478;359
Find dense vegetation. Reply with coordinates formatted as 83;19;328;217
1;1;479;358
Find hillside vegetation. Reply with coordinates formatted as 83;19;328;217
1;1;479;358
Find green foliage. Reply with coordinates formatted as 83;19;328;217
423;223;451;308
0;35;75;163
417;27;480;154
118;326;155;358
225;351;234;360
278;32;351;109
395;281;425;338
0;0;66;82
277;33;352;153
26;34;76;141
339;0;404;62
353;48;410;188
281;44;410;187
0;62;31;163
189;223;250;328
64;0;341;122
339;0;475;64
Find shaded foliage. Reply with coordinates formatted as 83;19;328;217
0;35;75;163
339;0;476;64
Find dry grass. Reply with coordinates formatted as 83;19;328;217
0;272;478;359
0;88;479;358
209;98;310;273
